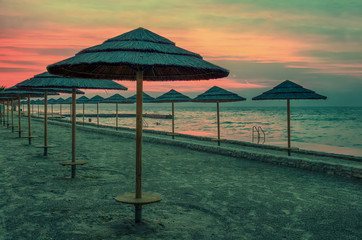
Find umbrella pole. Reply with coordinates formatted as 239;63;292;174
11;100;14;132
60;104;62;118
51;104;54;118
116;103;118;130
287;99;291;156
44;92;48;156
217;101;220;146
32;103;34;116
38;104;39;117
18;97;22;138
172;102;175;139
82;103;85;125
97;103;99;127
7;100;10;128
71;88;76;178
135;70;144;223
27;95;32;144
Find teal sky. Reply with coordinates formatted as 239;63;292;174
0;0;361;106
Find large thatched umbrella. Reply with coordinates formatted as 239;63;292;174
252;80;327;156
76;96;90;125
193;86;246;146
87;95;104;127
154;89;191;139
101;94;126;130
15;72;127;177
47;27;229;222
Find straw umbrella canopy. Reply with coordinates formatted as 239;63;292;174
193;86;246;146
101;94;126;130
76;96;89;125
153;89;191;139
252;80;327;156
15;72;127;178
47;27;229;223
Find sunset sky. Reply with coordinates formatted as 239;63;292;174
1;0;361;105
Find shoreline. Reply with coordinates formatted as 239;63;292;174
36;116;362;180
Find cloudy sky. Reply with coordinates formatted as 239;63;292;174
0;0;361;105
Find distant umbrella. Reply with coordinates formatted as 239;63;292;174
87;95;104;127
15;72;127;177
193;86;246;146
252;80;327;156
47;27;229;223
55;97;65;117
102;94;126;130
76;96;89;125
123;92;155;103
11;86;83;151
48;98;57;118
154;89;191;139
1;90;55;142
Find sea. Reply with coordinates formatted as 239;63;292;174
33;103;362;156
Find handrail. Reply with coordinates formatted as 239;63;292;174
143;119;148;128
257;126;266;144
252;125;266;144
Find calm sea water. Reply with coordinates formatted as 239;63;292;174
34;103;362;152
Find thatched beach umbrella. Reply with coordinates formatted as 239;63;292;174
87;95;104;127
1;90;50;140
54;97;65;116
252;80;327;156
47;27;229;222
154;89;191;139
193;86;246;146
48;98;57;118
76;96;90;125
15;72;127;177
12;85;83;152
101;94;126;130
123;92;155;103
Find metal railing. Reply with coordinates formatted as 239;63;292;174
252;126;266;144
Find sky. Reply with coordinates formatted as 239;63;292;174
0;0;361;106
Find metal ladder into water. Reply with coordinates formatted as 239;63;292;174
252;126;266;144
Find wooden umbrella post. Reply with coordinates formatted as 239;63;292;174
135;70;144;222
11;100;14;132
27;95;32;144
116;103;118;130
82;103;85;125
97;103;99;127
287;99;291;156
60;104;62;118
217;101;220;146
71;88;76;178
44;92;48;156
38;104;40;117
7;100;10;128
18;97;22;138
51;104;54;118
171;102;175;139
